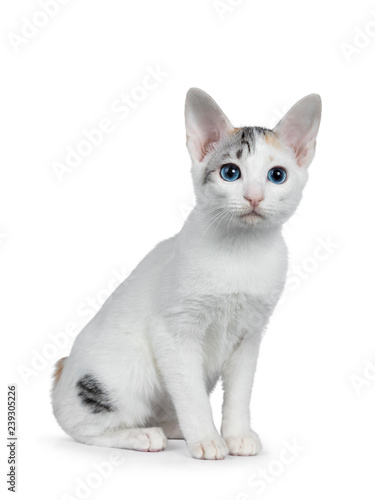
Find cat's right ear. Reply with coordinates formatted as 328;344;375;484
185;88;233;163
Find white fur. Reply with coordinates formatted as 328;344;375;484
52;89;321;460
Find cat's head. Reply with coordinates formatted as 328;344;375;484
185;88;321;229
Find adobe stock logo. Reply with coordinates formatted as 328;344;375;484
17;267;129;386
236;438;306;499
7;0;72;54
212;0;248;20
282;235;340;301
340;11;375;63
51;65;168;182
61;451;125;500
350;358;375;395
0;231;9;247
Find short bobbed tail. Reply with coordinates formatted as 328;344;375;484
53;357;67;388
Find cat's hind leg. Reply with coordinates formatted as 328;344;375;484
52;358;167;452
75;426;167;452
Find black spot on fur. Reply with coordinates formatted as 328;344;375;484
76;375;115;414
240;128;253;153
236;149;243;159
242;140;250;153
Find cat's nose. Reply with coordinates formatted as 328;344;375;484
244;195;264;208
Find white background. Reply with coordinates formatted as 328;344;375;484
1;0;375;498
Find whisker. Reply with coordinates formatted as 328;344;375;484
212;209;231;239
199;208;228;241
227;211;235;234
178;205;223;248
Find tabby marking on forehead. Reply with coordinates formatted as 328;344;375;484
236;126;275;158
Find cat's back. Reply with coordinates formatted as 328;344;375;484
74;235;178;342
104;235;178;312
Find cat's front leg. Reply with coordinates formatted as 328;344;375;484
221;333;262;456
153;319;228;460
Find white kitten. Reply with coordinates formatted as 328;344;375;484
52;88;321;460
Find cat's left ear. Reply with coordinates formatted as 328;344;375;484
273;94;322;168
185;88;234;163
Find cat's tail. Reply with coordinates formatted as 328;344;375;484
52;357;67;388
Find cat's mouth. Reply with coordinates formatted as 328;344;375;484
240;210;264;220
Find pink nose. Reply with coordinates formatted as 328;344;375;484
244;195;264;208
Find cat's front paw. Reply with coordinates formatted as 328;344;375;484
187;436;229;460
224;430;261;456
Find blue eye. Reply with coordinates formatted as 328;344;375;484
267;167;287;184
220;164;241;182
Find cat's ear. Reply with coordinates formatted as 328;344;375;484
185;88;234;163
273;94;322;168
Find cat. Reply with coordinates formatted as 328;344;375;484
52;88;321;460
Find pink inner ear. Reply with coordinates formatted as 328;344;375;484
281;127;309;165
196;117;219;161
295;145;307;166
286;128;317;166
282;126;302;148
